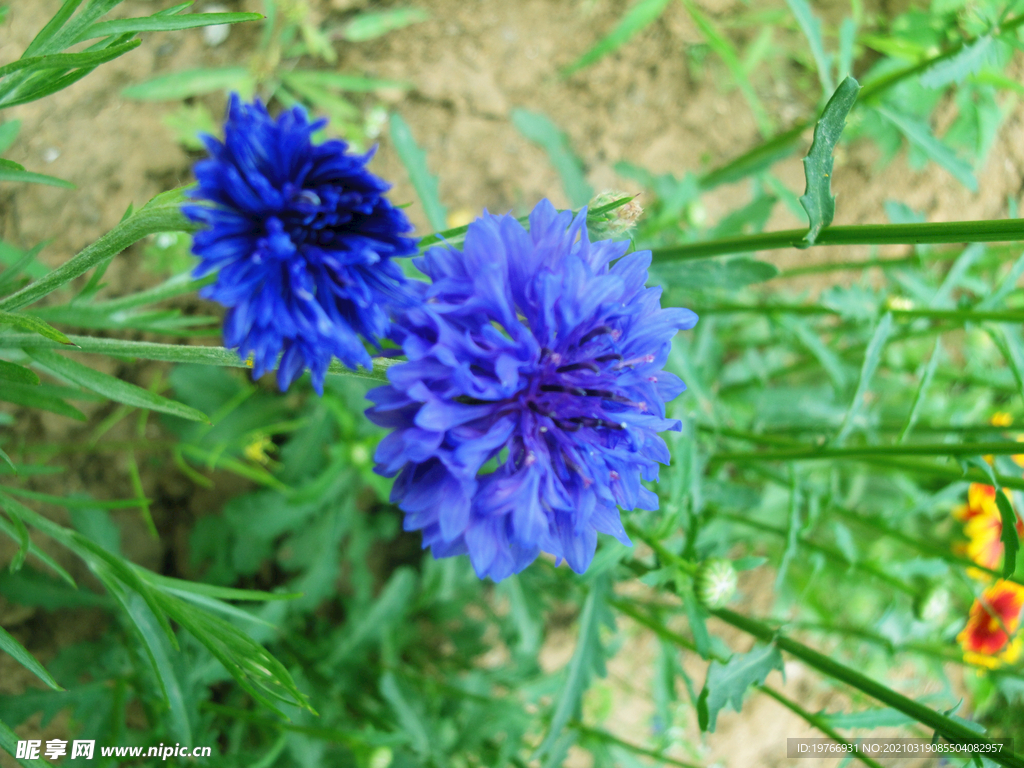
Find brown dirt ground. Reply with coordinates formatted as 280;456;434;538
2;0;1022;766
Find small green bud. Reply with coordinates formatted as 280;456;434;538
587;190;643;239
694;558;738;609
913;583;951;624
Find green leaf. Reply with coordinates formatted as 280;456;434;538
897;339;942;443
657;258;779;289
0;120;20;154
340;8;429;42
995;489;1019;578
536;576;611;758
680;0;772;136
0;715;49;768
785;0;833;97
0;309;73;344
0;159;73;189
834;311;893;445
820;707;915;729
0;381;86;421
327;567;417;664
389;113;447;232
512;109;592;208
562;0;672;76
121;66;253;101
78;12;263;41
25;348;209;423
0;41;141;83
0;360;39;385
0;625;62;691
277;70;410;93
379;673;432;759
696;642;784;732
875;106;978;192
21;0;86;58
989;324;1024;408
920;35;995;89
799;77;860;245
0;569;106;610
0;448;13;475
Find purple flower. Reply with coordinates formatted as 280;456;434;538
184;95;417;393
366;200;697;581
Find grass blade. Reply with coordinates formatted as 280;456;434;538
388;113;447;232
121;66;252;101
897;339;941;443
0;625;62;691
340;8;429;42
512;109;593;208
78;12;263;41
26;348;209;423
834;311;893;445
0;382;86;421
0;310;74;345
799;77;860;245
0;360;40;385
0;159;73;189
562;0;672;76
785;0;834;97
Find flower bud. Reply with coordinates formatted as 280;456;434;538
587;190;643;239
694;558;738;609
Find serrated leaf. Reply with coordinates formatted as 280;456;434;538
920;35;995;89
78;12;263;41
785;0;833;97
341;8;429;42
121;66;253;101
875;106;977;192
389;113;447;231
562;0;672;76
0;360;39;385
26;348;209;423
697;643;784;732
658;258;779;289
0;159;73;189
0;625;62;691
799;76;860;245
512;108;592;207
0;310;73;344
0;382;86;421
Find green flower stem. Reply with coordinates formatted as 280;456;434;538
610;599;886;768
696;302;1024;324
651;219;1024;263
0;189;198;313
709;606;1024;766
713;440;1024;462
714;512;916;595
568;722;702;768
0;334;395;383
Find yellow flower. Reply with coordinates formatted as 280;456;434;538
958;580;1024;669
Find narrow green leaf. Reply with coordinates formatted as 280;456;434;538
657;258;779;289
512;108;593;208
389;113;447;231
920;35;994;88
779;316;848;392
977;251;1024;310
989;324;1024;407
0;360;40;385
820;707;915;729
0;310;73;344
22;0;86;58
0;515;77;588
0;625;62;691
680;0;772;136
121;66;252;101
379;673;432;759
277;70;410;93
834;311;893;445
0;448;13;474
0;715;50;768
0;41;141;82
3;507;30;572
0;121;21;154
0;381;86;421
562;0;672;76
1;487;148;510
682;589;711;659
78;12;263;41
799;77;860;245
996;489;1019;578
697;643;784;732
875;106;978;192
26;348;209;423
785;0;834;97
341;8;429;42
0;159;73;189
837;18;856;82
897;339;941;443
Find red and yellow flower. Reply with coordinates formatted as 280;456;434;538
957;580;1024;668
953;483;1024;577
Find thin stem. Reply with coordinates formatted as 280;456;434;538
0;333;394;383
713;441;1024;462
709;607;1024;767
697;302;1024;324
651;219;1024;262
569;722;703;768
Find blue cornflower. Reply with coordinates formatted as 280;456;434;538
184;94;417;393
366;200;697;581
